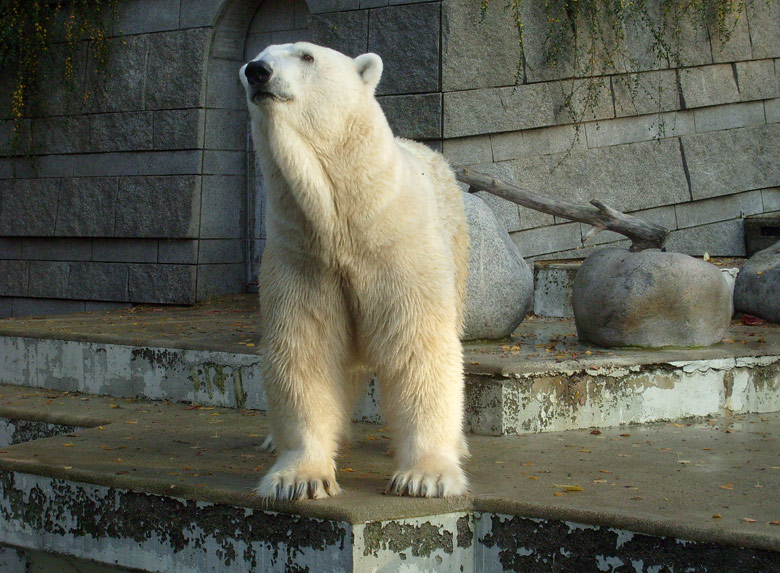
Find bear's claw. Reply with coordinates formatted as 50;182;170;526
256;472;341;501
257;434;276;453
384;466;467;498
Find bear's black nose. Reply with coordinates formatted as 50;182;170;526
245;60;273;86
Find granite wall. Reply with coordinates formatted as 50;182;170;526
0;0;778;317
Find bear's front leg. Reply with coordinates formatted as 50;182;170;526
256;257;352;501
369;295;469;498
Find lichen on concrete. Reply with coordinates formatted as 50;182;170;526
0;419;82;448
0;471;349;571
477;513;780;572
361;519;454;558
189;362;249;409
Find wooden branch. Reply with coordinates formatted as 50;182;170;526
455;167;669;252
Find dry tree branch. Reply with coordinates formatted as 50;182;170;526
455;167;669;252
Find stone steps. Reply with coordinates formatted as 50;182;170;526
0;297;778;569
1;304;779;434
0;385;778;572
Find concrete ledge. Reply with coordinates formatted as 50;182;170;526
0;385;777;571
1;296;778;435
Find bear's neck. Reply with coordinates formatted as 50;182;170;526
262;102;401;238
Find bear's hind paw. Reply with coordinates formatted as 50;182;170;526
257;434;275;453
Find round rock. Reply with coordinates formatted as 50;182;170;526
462;192;533;340
734;240;780;323
572;248;732;348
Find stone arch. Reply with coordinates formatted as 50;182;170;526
200;0;310;298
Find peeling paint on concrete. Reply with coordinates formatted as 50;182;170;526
0;471;351;572
0;419;82;448
354;513;473;572
475;513;780;572
0;337;385;424
2;334;778;437
467;356;780;435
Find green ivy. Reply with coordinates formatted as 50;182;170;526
482;0;769;134
0;0;118;151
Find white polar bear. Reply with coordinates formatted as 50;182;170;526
239;43;469;500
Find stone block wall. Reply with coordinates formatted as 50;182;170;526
441;0;780;260
0;0;778;317
0;1;229;317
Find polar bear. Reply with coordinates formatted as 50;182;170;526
240;43;469;500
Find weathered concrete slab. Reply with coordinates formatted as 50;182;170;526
1;296;778;435
0;385;777;571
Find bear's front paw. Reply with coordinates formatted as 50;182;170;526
385;461;468;498
256;457;341;501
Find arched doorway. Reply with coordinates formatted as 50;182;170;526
203;0;310;297
244;0;311;291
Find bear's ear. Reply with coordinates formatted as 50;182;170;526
354;53;383;92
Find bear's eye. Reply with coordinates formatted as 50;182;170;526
301;53;314;63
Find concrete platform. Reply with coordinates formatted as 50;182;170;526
0;296;779;570
0;384;778;571
1;295;779;434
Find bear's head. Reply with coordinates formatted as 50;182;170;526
240;43;383;134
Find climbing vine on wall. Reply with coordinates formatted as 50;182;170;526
0;0;118;150
481;0;769;132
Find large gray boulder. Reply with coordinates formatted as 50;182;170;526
734;240;780;323
572;248;732;348
462;193;533;340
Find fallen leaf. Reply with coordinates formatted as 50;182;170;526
742;518;756;523
529;476;539;480
554;484;583;492
342;468;355;472
712;514;722;519
553;492;563;497
62;443;74;447
719;483;734;490
769;521;780;526
63;466;73;470
590;430;602;435
620;433;631;437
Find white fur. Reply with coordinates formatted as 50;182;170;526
240;43;469;501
